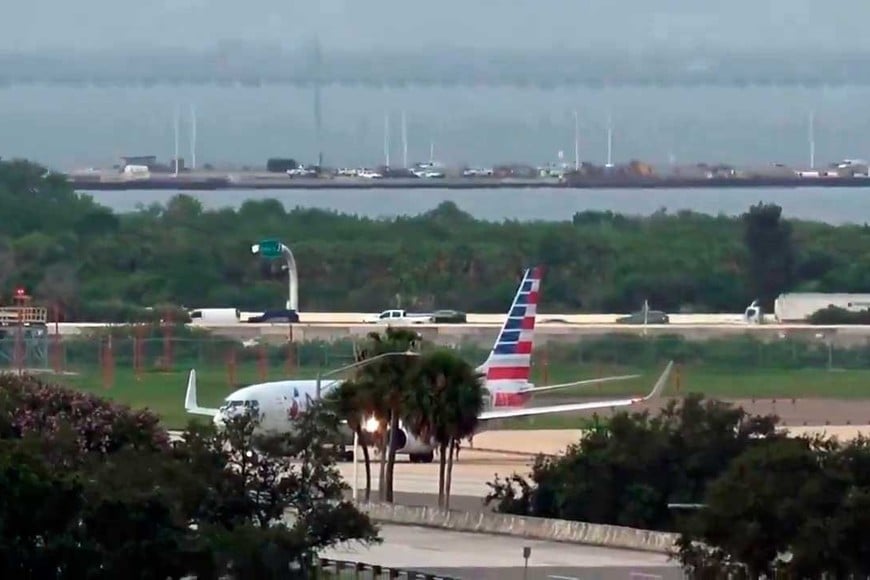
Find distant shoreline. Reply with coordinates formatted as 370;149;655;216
66;174;870;191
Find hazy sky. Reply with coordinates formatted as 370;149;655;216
4;0;870;53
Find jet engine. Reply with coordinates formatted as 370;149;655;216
388;425;435;463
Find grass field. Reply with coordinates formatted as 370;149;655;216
16;359;870;430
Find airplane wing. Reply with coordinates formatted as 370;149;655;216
519;374;641;394
184;369;221;417
478;361;673;422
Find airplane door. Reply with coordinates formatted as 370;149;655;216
285;395;300;423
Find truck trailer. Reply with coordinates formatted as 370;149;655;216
772;293;870;322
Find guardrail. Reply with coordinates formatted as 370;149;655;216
317;558;460;579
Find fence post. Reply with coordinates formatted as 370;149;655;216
51;304;63;374
258;344;268;381
133;324;145;379
102;335;114;390
162;309;173;372
285;342;296;376
226;347;237;390
541;345;549;386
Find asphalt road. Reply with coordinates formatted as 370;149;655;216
321;524;683;580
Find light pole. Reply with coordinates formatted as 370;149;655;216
251;239;299;312
314;349;420;502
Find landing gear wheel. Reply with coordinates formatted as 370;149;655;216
409;451;434;464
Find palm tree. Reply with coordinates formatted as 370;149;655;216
407;349;486;508
354;327;420;502
324;378;376;501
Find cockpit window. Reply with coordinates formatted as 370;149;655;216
220;400;259;412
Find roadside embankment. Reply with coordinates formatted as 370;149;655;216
359;502;678;554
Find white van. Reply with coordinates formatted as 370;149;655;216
189;308;241;325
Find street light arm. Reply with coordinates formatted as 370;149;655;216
320;349;419;380
315;349;419;399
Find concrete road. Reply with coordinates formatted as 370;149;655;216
321;524;683;580
339;430;551;498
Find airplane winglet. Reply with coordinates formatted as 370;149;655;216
184;369;220;417
638;360;673;402
184;369;198;411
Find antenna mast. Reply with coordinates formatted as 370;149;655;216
173;106;180;176
809;110;816;169
190;104;197;170
401;110;409;169
313;35;323;168
383;112;390;168
573;110;579;171
606;110;613;167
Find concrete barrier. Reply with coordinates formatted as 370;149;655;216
50;320;870;347
359;502;678;554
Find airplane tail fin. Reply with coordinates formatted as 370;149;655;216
184;369;220;417
478;266;542;386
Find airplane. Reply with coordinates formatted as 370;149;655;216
182;266;671;463
359;266;673;462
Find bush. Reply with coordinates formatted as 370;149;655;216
0;373;169;462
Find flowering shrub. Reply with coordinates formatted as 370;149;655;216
0;373;170;458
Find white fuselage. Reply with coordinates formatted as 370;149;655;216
214;378;342;433
212;372;530;455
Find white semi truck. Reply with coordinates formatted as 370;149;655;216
743;293;870;323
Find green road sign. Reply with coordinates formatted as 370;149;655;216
258;239;283;258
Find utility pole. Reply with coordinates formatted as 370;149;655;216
383;112;391;168
173;105;180;176
573;110;579;171
401;110;408;169
313;35;323;168
189;104;197;170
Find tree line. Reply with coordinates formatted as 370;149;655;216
2;158;869;319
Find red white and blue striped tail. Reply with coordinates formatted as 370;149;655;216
478;266;542;402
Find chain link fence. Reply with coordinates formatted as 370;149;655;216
1;332;869;384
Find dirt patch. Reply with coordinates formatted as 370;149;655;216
636;397;870;428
